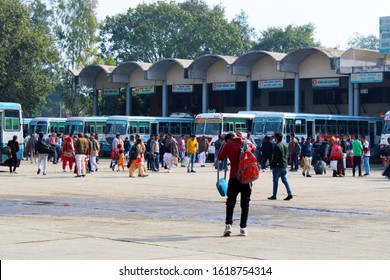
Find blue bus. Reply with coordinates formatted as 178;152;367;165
103;115;194;153
0;102;24;166
242;111;383;157
28;117;66;138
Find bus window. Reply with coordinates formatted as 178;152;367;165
181;123;192;135
130;122;138;134
338;120;348;135
285;119;294;134
5;110;20;131
139;121;150;134
294;119;306;134
358;121;368;136
223;121;234;132
159;122;169;134
170;122;180;134
348;121;358;135
327;120;337;135
315;120;326;134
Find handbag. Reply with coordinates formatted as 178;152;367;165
330;160;338;171
300;157;305;169
216;161;228;197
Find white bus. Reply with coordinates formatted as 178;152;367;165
28;117;66;139
64;116;108;145
0;102;24;166
244;111;383;157
380;111;390;147
102;115;194;153
193;112;255;160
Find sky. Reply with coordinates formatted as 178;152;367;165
96;0;388;50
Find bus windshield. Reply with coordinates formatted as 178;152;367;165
194;122;221;135
64;121;83;135
383;118;390;134
252;117;283;135
29;121;48;135
105;120;127;135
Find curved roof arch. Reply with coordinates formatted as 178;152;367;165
77;65;116;85
278;47;344;73
146;58;193;80
186;54;237;79
110;61;152;83
337;48;382;73
230;51;286;76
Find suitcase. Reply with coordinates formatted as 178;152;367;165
216;162;228;197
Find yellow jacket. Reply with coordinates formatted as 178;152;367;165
186;138;198;154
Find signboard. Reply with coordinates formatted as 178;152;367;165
351;73;384;83
380;16;390;54
132;86;155;95
312;78;339;88
258;80;284;89
101;89;119;96
212;82;236;91
172;84;193;93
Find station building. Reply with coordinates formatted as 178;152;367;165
72;47;390;117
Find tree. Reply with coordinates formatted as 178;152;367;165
0;0;58;116
347;32;379;50
99;0;255;62
253;23;321;53
50;0;99;116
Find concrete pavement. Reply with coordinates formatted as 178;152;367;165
1;158;390;260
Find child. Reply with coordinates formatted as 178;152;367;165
117;147;125;171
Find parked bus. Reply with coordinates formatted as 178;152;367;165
22;118;32;138
193;112;255;160
28;117;66;138
0;102;24;166
64;116;108;145
244;111;383;157
380;111;390;147
102;115;194;154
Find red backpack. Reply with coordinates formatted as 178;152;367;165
237;140;260;184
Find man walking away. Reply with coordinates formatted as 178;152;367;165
268;133;293;201
218;132;257;237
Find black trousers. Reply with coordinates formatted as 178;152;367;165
225;178;252;228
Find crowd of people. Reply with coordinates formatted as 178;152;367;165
6;129;390;238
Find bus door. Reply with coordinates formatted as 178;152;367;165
369;122;376;155
151;122;158;135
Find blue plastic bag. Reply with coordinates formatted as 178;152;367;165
216;162;228;197
216;178;228;197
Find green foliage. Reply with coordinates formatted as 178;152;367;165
253;23;321;53
50;0;99;116
99;0;254;62
347;32;379;50
0;0;58;116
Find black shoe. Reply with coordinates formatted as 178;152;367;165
74;175;82;178
306;174;312;177
37;169;40;175
302;172;305;177
191;170;196;173
284;195;293;201
268;196;276;200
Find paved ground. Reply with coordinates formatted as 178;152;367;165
1;158;390;260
